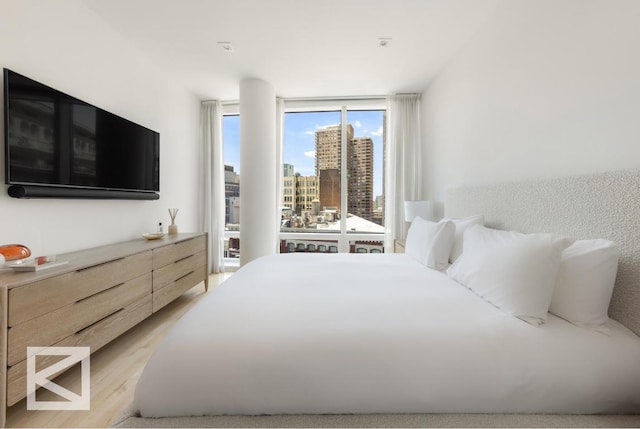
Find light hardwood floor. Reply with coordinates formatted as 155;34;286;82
5;273;233;428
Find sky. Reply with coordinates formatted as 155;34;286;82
223;110;385;198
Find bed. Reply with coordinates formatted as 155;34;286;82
126;169;640;426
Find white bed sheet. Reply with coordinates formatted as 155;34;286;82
134;253;640;417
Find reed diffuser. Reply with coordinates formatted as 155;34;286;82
168;208;179;235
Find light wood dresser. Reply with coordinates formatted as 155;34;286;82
0;232;208;426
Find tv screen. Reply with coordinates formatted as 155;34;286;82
3;69;159;198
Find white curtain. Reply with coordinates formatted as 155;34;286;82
385;94;422;250
275;98;285;251
200;100;225;273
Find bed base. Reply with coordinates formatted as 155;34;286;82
112;411;640;428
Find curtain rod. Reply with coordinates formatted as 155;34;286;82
283;95;388;102
203;94;405;104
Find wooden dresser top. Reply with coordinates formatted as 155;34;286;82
0;233;206;290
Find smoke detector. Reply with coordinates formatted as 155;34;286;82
218;42;234;52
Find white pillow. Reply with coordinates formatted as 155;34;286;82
405;217;455;270
447;225;571;326
549;239;619;333
442;214;484;263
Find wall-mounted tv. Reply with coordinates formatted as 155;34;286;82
3;69;159;199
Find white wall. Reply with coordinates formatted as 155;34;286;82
0;0;201;257
422;0;640;218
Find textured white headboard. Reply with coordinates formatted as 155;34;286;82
445;169;640;337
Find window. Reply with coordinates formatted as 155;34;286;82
279;104;385;253
223;114;240;264
346;110;385;233
281;110;340;232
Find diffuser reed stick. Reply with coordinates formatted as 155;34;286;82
168;208;179;223
168;208;179;235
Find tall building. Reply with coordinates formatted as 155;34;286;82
315;124;353;174
315;124;353;211
348;137;373;220
315;124;374;221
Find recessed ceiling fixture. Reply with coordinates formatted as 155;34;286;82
378;38;392;48
218;42;234;52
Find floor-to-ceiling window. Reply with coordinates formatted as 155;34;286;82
223;113;240;267
220;99;386;263
279;101;386;253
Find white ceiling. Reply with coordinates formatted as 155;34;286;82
82;0;499;100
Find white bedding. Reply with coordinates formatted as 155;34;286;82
134;253;640;417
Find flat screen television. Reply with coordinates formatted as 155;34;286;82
3;69;159;199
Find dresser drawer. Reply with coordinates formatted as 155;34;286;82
153;265;206;312
152;251;206;292
152;236;206;270
7;273;151;366
6;294;152;406
8;251;152;327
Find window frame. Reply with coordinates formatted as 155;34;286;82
221;98;388;265
281;98;387;252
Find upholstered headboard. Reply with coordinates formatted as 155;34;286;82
445;169;640;337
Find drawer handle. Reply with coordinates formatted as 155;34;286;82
75;282;125;303
76;257;126;271
176;270;196;282
174;254;194;264
75;307;124;335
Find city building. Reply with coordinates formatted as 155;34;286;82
224;164;240;225
315;124;353;174
228;196;240;226
348;137;373;220
283;163;294;177
295;175;319;214
315;124;353;212
281;171;319;215
282;176;295;211
315;124;375;222
319;169;341;211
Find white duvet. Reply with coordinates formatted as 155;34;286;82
135;253;640;417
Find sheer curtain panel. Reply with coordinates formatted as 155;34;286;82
386;94;423;249
275;98;285;251
200;100;225;273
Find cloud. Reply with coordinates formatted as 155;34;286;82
304;150;316;158
370;126;384;136
304;131;315;135
354;121;362;128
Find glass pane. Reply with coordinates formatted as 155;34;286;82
223;115;240;262
281;111;342;233
345;110;385;233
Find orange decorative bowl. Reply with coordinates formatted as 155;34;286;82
0;244;31;261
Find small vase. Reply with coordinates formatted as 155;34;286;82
168;223;178;235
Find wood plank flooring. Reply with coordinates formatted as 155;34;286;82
5;273;232;428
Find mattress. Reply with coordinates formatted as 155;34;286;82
134;253;640;417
